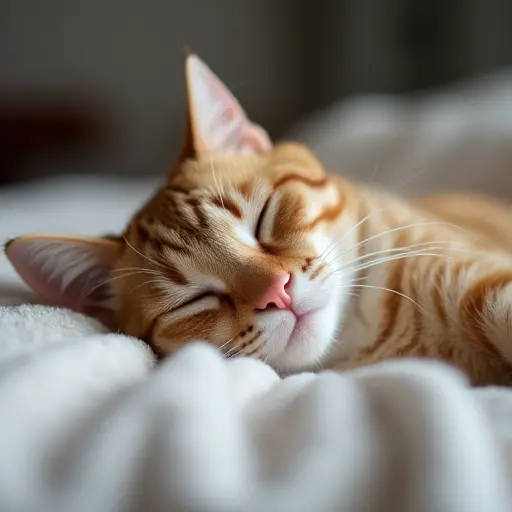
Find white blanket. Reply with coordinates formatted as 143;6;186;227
2;177;512;511
1;306;512;512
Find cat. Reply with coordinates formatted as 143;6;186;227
6;54;512;385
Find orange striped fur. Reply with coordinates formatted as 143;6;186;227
106;155;512;384
7;56;512;385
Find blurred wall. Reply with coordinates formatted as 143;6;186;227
0;0;303;181
1;0;512;183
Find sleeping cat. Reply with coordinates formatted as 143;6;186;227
6;55;512;385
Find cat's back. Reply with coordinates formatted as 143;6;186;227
415;193;512;253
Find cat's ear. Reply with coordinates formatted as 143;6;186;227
5;235;123;328
181;54;272;158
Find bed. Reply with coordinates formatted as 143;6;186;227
2;71;512;511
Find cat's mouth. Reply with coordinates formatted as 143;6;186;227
266;302;321;324
285;306;325;343
256;295;333;367
260;296;338;372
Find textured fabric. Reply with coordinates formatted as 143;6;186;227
0;304;512;511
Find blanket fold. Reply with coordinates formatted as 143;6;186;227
1;305;512;511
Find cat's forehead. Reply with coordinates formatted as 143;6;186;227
173;142;325;190
181;153;267;188
124;142;333;265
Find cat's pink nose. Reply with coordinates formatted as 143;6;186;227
254;272;292;310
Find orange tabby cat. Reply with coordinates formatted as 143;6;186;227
6;55;512;385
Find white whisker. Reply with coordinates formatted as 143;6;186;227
324;250;455;283
346;250;454;273
113;267;164;276
334;220;464;263
219;336;236;351
339;283;426;313
86;270;161;298
320;208;386;263
332;241;461;270
224;343;242;358
368;163;382;185
123;237;167;270
131;278;170;292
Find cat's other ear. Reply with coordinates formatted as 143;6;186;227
180;54;272;159
5;235;123;328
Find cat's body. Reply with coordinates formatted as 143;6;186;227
330;188;512;385
7;55;512;385
120;171;512;385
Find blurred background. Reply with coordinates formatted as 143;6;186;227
1;0;512;194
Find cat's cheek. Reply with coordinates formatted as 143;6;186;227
308;232;333;257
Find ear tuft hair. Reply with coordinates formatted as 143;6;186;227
5;235;123;327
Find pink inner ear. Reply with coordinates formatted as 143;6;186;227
223;105;236;122
186;54;272;155
7;241;70;307
6;236;117;315
243;127;266;149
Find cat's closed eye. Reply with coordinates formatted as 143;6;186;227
172;292;215;312
173;290;234;314
255;197;271;241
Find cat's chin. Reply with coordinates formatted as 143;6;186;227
262;295;342;374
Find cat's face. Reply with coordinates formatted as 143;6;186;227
6;55;351;373
115;143;347;372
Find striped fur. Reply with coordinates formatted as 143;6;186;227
105;141;512;384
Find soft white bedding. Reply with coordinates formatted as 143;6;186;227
3;70;512;510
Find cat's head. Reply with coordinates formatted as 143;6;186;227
5;55;354;372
